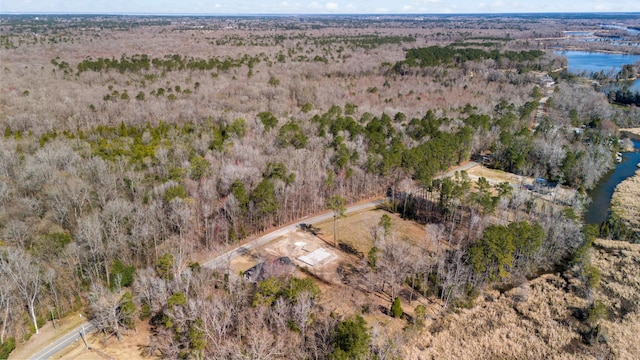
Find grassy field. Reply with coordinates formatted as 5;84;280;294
313;208;427;256
467;165;527;185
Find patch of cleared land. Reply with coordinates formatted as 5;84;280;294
467;165;578;206
313;208;428;255
467;165;527;184
226;229;345;285
54;320;152;360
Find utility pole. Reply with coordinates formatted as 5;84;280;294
327;195;346;248
50;307;56;329
80;325;88;350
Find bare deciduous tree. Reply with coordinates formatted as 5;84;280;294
0;248;42;335
0;275;16;343
88;283;135;341
374;228;415;303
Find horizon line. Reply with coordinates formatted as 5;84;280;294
1;11;640;17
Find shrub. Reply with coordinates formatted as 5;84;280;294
414;304;427;328
391;297;403;318
583;265;601;289
0;338;15;359
164;184;187;202
168;292;187;311
367;246;379;269
253;277;284;307
277;120;308;149
156;253;174;280
33;232;72;257
587;299;607;326
189;156;210;180
119;291;136;329
330;315;371;360
110;260;136;290
286;278;321;301
257;111;278;131
301;102;313;113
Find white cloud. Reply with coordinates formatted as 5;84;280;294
279;1;301;10
401;0;448;13
325;2;338;10
490;1;505;9
308;2;321;9
409;0;441;4
375;7;390;12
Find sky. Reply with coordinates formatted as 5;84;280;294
1;0;639;15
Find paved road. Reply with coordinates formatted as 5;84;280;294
437;161;478;179
29;322;95;360
203;161;479;271
202;198;386;270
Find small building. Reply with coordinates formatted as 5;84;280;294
540;75;555;88
243;257;295;283
532;178;557;195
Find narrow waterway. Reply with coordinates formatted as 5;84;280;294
585;140;640;224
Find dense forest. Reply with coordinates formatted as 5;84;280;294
1;13;640;359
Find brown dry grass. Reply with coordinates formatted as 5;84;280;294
404;274;587;360
313;208;427;255
403;238;640;359
590;239;640;359
610;168;640;231
55;320;153;360
467;165;527;185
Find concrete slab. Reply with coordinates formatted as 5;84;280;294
297;248;335;266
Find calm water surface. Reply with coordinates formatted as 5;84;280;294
557;50;640;74
585;140;640;224
556;50;640;91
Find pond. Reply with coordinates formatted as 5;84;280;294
584;140;640;224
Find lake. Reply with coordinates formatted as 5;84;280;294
584;140;640;224
556;50;640;91
560;52;640;224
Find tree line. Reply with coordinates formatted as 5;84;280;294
76;53;264;75
392;45;545;74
